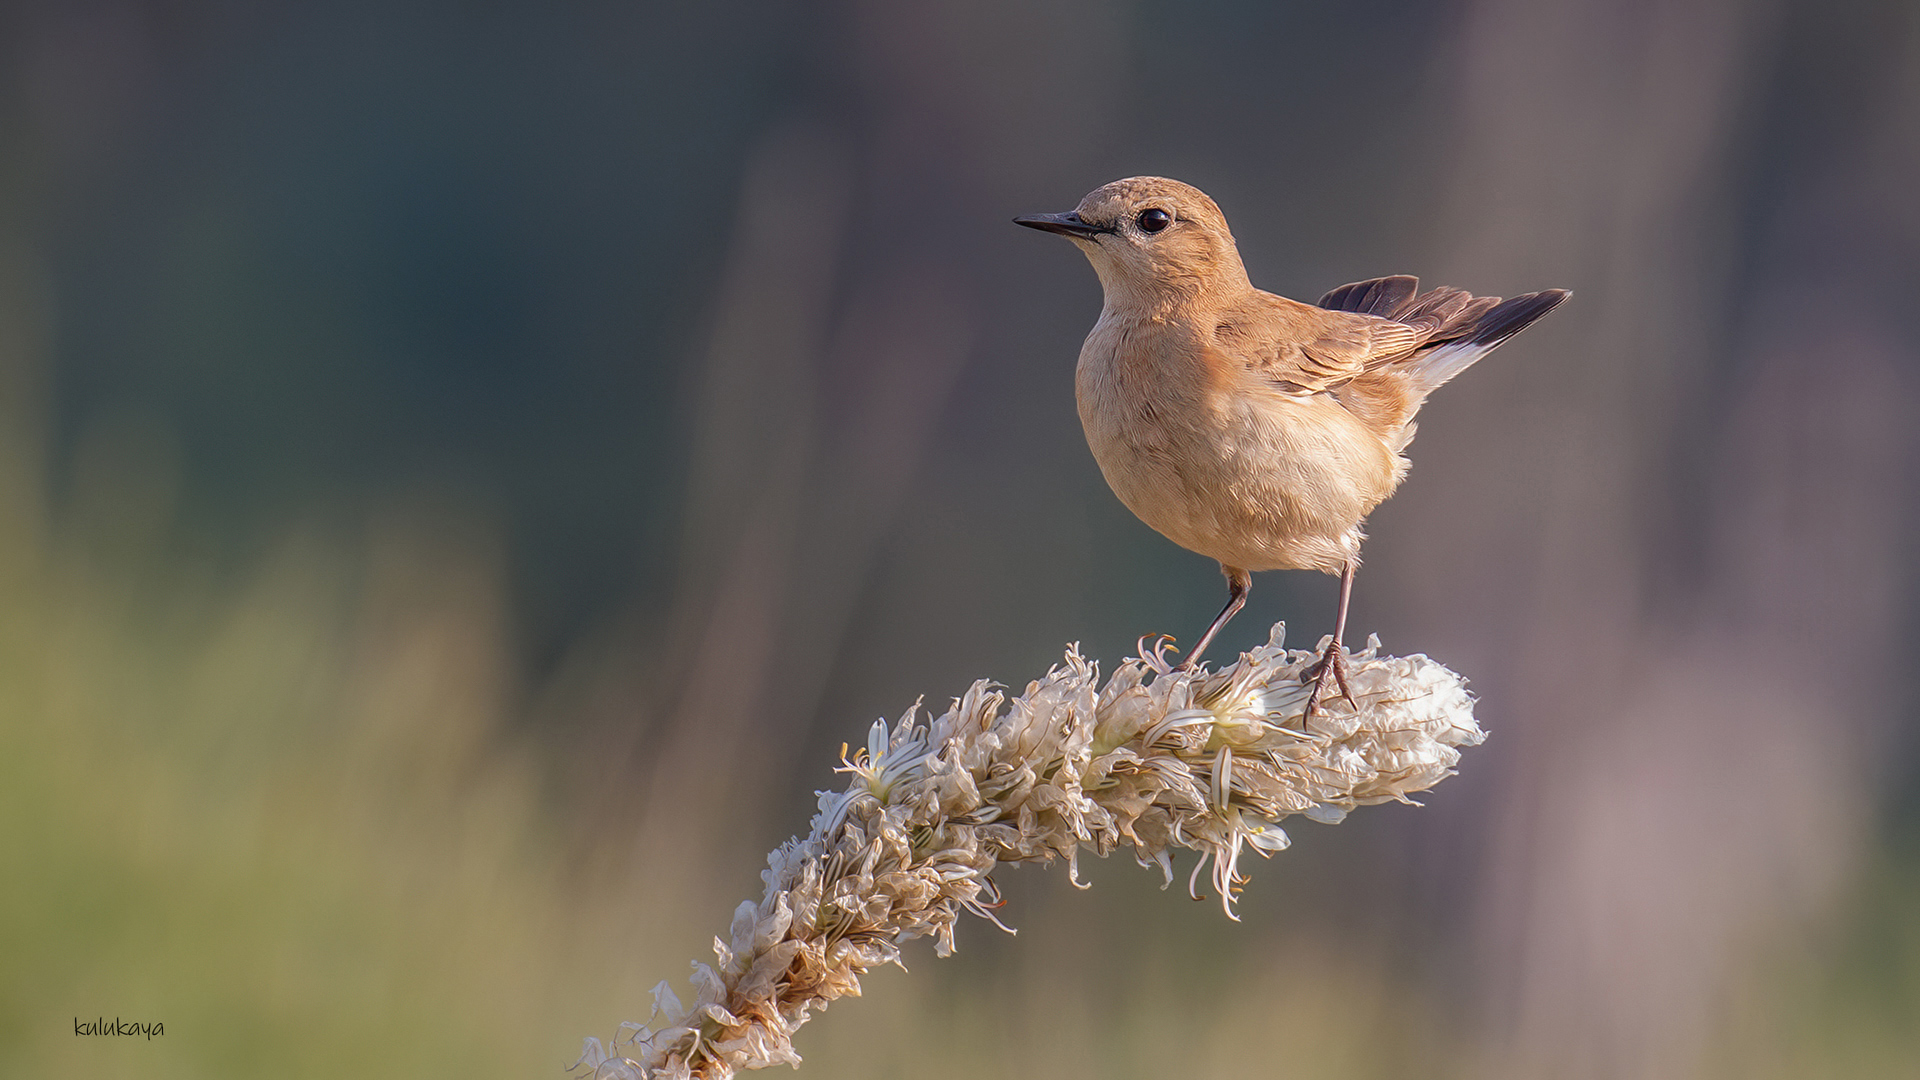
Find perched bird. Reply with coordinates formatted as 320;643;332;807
1016;176;1567;714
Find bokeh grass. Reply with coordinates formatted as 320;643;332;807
0;451;646;1077
1705;841;1920;1080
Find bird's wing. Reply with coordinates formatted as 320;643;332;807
1221;293;1421;395
1318;275;1569;394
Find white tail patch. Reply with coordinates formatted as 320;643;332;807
1407;340;1495;395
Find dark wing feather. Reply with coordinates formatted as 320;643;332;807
1464;290;1571;348
1321;276;1569;352
1317;275;1419;318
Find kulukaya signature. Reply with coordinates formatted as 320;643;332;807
75;1016;164;1040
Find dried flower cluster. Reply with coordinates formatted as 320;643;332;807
576;624;1484;1079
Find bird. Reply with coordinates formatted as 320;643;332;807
1015;176;1567;716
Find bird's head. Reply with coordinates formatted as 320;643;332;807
1015;176;1251;310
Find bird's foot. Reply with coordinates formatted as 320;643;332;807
1300;639;1357;720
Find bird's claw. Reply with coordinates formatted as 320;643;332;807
1300;641;1357;720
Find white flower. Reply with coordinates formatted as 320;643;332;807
579;622;1481;1078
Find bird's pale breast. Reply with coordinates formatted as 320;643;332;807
1075;313;1398;575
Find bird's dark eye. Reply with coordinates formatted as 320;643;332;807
1137;208;1172;233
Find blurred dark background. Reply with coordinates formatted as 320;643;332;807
5;0;1918;1077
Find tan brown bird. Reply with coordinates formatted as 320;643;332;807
1016;176;1567;715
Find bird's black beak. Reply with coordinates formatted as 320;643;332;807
1013;211;1110;239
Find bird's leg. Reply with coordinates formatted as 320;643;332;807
1302;559;1359;717
1180;565;1251;671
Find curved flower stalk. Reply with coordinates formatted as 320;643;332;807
575;623;1484;1080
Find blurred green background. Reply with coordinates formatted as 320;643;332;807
4;0;1918;1077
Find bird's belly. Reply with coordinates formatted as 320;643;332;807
1080;388;1395;575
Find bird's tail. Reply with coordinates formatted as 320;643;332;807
1319;275;1570;394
